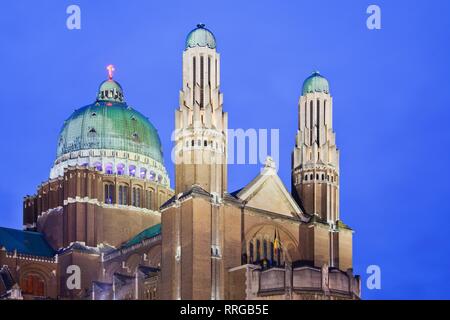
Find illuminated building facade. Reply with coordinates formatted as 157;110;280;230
0;25;360;300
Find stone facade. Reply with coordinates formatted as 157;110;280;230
23;166;172;249
0;24;359;300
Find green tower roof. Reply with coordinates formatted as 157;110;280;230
185;24;216;50
302;71;330;95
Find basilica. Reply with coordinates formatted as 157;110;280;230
0;24;360;300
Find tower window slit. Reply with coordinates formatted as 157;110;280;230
310;101;313;145
193;57;196;106
200;56;204;108
317;99;320;144
304;101;307;129
208;56;211;86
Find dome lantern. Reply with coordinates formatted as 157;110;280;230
97;65;124;103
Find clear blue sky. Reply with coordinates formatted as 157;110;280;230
1;0;449;299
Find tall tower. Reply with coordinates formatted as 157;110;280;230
292;72;340;223
161;24;228;300
174;23;227;196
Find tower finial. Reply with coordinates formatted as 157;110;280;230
197;23;205;28
107;64;115;80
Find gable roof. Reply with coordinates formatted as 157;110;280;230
235;158;308;221
0;227;55;257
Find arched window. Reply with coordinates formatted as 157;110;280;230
129;165;136;177
118;185;128;205
304;175;308;181
104;183;115;204
310;174;313;180
256;239;261;262
132;187;142;207
149;171;156;181
105;163;113;175
94;162;102;172
117;163;125;175
146;190;153;209
270;242;275;266
249;242;254;264
322;174;325;180
140;168;147;179
21;274;45;296
263;239;268;260
191;140;194;147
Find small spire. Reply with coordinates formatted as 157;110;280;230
106;64;115;80
197;23;205;28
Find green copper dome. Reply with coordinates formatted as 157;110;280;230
302;71;330;95
185;24;216;50
56;81;163;163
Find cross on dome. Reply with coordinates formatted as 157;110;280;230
107;64;115;80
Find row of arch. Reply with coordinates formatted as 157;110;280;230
104;183;167;210
303;172;338;183
90;162;165;183
184;139;224;152
242;239;286;269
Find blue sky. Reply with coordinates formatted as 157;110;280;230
1;0;450;299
